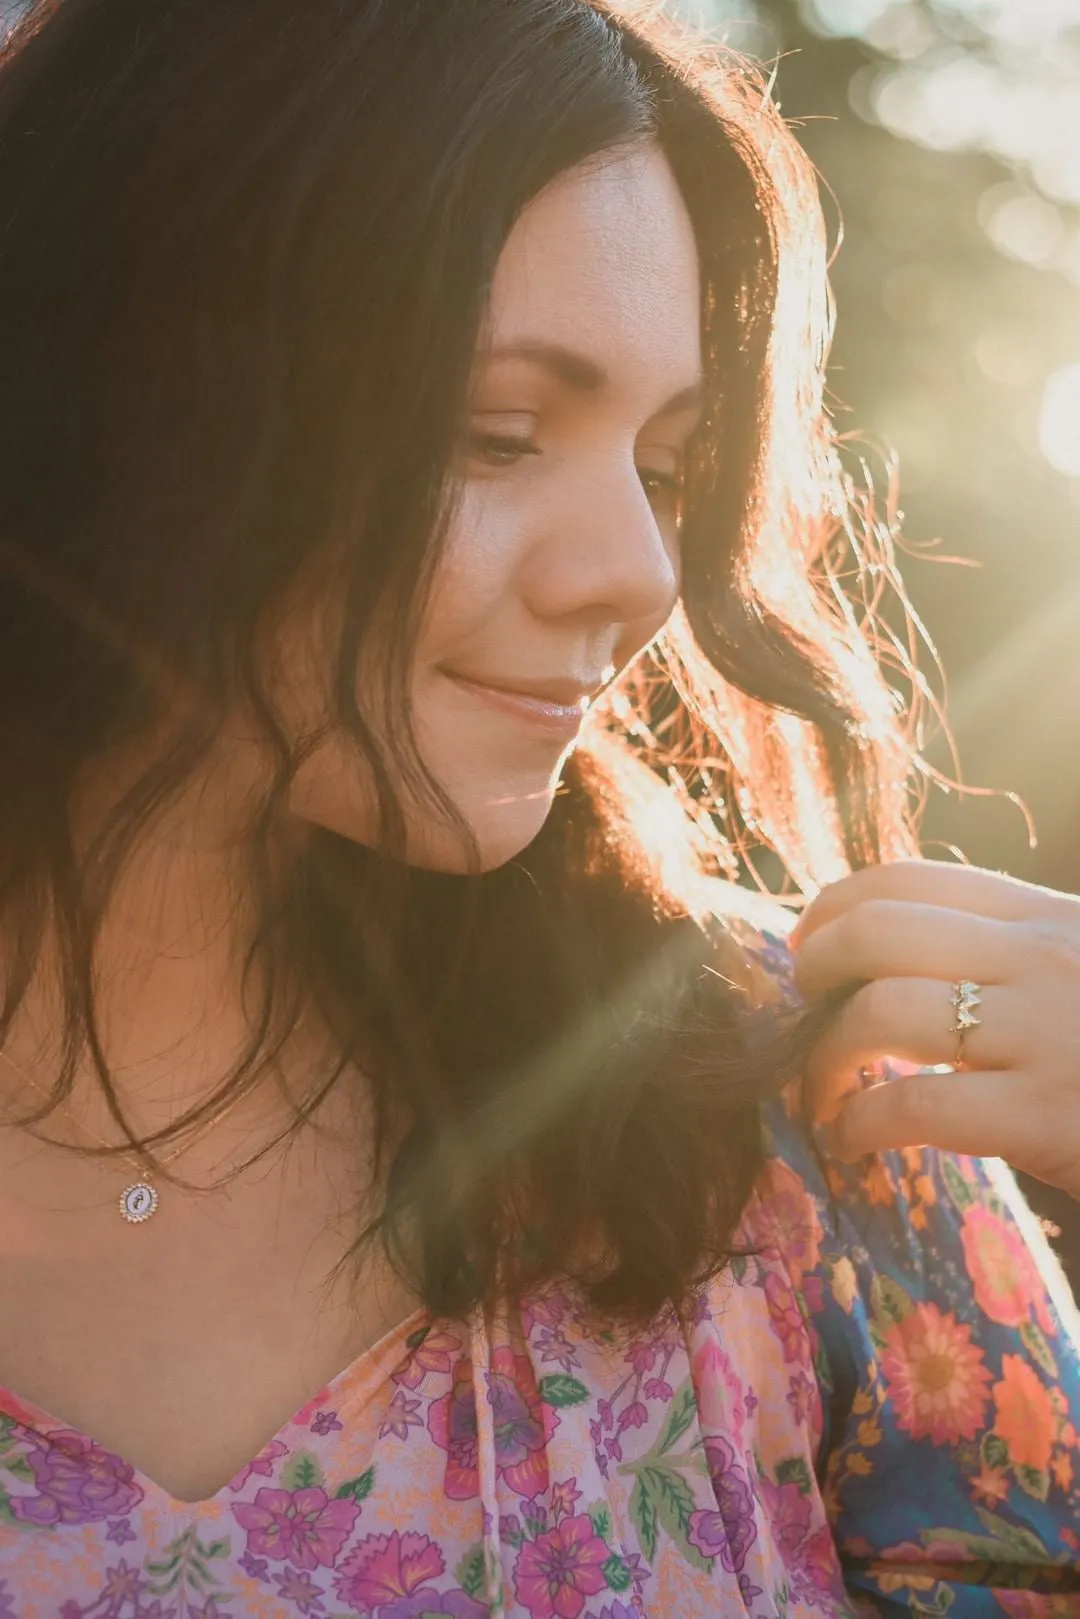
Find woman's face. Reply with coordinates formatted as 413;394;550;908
288;142;704;870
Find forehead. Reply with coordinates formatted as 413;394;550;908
484;145;702;396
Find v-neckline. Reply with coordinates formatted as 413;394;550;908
0;1303;432;1512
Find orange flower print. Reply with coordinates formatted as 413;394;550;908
761;1157;822;1286
992;1354;1056;1475
971;1463;1010;1507
961;1204;1039;1330
881;1302;992;1445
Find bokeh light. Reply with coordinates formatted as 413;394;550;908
1039;365;1080;479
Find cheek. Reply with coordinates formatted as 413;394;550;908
417;489;522;659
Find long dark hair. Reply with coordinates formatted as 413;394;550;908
0;0;919;1327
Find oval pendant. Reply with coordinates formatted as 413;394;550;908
119;1181;159;1223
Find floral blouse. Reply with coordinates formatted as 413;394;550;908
1;929;1079;1618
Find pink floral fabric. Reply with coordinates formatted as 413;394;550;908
0;934;1078;1616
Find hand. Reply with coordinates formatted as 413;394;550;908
791;860;1080;1201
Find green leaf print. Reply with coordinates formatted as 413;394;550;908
1016;1464;1052;1503
916;1508;1051;1566
910;1587;956;1616
629;1473;659;1562
869;1272;912;1331
2;1454;32;1483
335;1465;376;1503
601;1553;633;1592
1020;1320;1060;1379
974;1508;1051;1561
538;1373;590;1408
775;1455;813;1496
981;1431;1009;1470
641;1464;713;1574
282;1449;325;1492
940;1155;974;1212
455;1544;486;1598
588;1504;613;1540
146;1526;231;1599
654;1379;697;1456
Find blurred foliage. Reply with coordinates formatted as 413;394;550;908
675;0;1080;891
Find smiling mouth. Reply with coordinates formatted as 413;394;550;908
441;669;599;736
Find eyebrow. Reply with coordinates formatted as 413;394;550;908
480;339;707;419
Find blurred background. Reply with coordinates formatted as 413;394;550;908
670;0;1080;895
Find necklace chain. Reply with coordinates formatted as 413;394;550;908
0;1047;253;1224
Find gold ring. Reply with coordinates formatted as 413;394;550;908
949;980;983;1067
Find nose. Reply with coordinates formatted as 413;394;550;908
519;453;680;635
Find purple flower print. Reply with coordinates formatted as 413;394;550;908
686;1436;758;1575
513;1514;610;1619
616;1401;647;1434
757;1476;844;1605
105;1516;137;1545
487;1345;553;1498
240;1550;270;1582
642;1379;673;1402
7;1429;144;1526
786;1370;816;1426
629;1344;656;1377
310;1410;344;1436
0;1580;16;1619
533;1327;577;1373
232;1486;360;1571
738;1572;764;1607
382;1592;490;1619
227;1437;289;1493
549;1476;583;1524
97;1558;145;1607
332;1529;444;1613
379;1389;424;1441
587;1605;639;1619
272;1566;327;1613
427;1357;480;1499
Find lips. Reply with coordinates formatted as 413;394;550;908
441;668;602;736
447;672;602;707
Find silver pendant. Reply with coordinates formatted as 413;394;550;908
119;1180;159;1223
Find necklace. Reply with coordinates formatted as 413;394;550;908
0;1048;253;1224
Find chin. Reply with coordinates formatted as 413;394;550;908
402;793;555;874
288;766;555;874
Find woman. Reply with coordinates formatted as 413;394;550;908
0;1;1075;1615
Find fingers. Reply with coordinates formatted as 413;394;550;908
830;1068;1034;1164
794;901;1014;1000
795;860;1077;946
804;977;1017;1123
